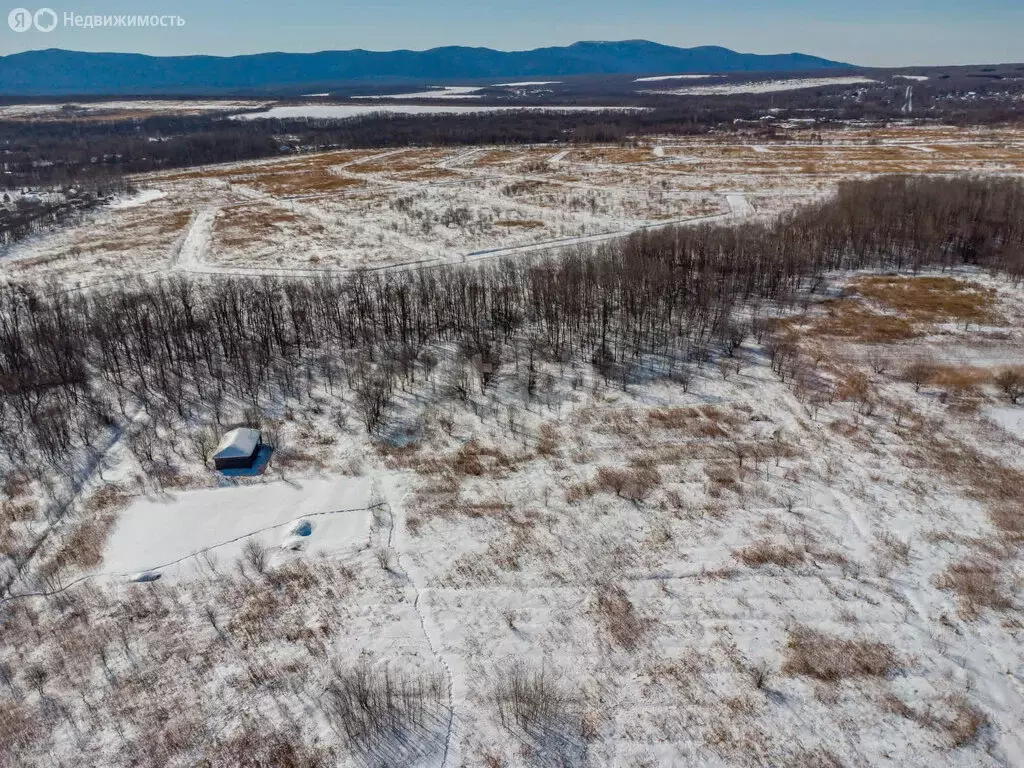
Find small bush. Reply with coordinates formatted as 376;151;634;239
733;540;805;569
594;584;649;651
242;538;268;575
936;559;1012;619
595;466;660;502
994;367;1024;404
494;661;564;731
322;663;445;754
536;424;560;457
901;357;938;392
935;694;988;748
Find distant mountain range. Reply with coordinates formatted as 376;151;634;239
0;41;852;96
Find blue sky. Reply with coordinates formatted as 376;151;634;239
2;0;1023;66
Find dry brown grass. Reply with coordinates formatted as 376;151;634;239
492;219;545;229
850;275;1003;326
804;299;918;343
1;497;37;527
346;150;447;175
247;170;363;196
158;150;372;181
733;540;805;568
883;692;989;749
163;154;368;196
571;146;653;164
703;462;741;495
214;205;311;247
646;405;743;437
934;695;990;748
929;365;992;396
594;584;649;651
450;441;518;477
40;512;118;579
536;424;560;457
473;149;517;166
150;210;194;235
380;439;521;478
400;168;461;180
83;483;131;514
782;626;899;682
936;559;1013;619
914;438;1023;539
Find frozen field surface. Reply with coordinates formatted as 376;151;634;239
647;76;878;95
235;103;645;119
101;475;372;580
987;405;1024;439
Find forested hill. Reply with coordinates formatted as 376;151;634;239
0;41;850;96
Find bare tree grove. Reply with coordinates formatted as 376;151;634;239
0;175;1022;522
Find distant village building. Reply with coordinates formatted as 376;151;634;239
213;427;262;470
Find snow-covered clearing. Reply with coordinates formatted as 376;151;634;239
894;75;930;81
726;192;755;216
354;86;484;99
634;73;712;82
0;99;266;119
987;405;1024;440
491;80;561;86
106;188;167;209
645;76;878;95
234;104;645;119
101;476;372;582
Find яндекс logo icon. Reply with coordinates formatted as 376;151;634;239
8;6;57;31
8;7;33;31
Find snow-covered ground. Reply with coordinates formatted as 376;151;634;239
3;268;1023;766
353;86;485;100
634;73;712;82
106;188;168;209
0;99;266;118
987;405;1024;440
234;103;646;119
645;76;878;95
491;80;561;86
101;476;372;582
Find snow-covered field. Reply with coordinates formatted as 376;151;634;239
5;125;1023;288
101;476;373;582
0;99;266;119
634;73;712;82
353;86;486;100
234;103;645;119
645;76;878;95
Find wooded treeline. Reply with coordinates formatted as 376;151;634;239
1;175;1022;494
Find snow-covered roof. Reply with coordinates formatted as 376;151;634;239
214;427;261;460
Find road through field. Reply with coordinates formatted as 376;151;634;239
167;200;747;279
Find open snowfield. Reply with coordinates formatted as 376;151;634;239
0;100;267;119
634;74;712;81
101;476;373;582
4;124;1024;288
234;104;645;119
645;76;878;95
353;86;487;100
